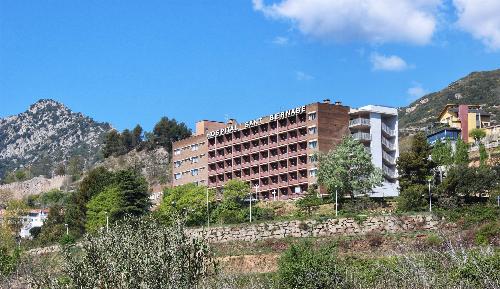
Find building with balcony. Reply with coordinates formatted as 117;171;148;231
429;104;491;144
172;101;399;200
349;105;399;197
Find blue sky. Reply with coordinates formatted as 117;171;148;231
1;0;499;132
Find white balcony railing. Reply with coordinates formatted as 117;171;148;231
349;118;370;127
352;132;371;141
381;123;396;137
381;137;396;150
382;164;396;179
382;151;395;164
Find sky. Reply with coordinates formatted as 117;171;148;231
1;0;499;132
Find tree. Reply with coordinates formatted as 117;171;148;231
454;139;469;165
85;186;124;232
296;186;322;216
397;133;435;211
317;136;383;200
469;128;486;144
37;204;66;245
102;129;124;158
0;189;13;206
3;200;29;234
158;183;215;226
132;124;143;148
211;180;250;224
65;167;115;236
479;144;488;166
113;169;150;218
431;139;453;182
121;129;134;152
152;117;192;152
54;163;66;176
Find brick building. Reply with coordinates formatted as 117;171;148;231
172;100;399;200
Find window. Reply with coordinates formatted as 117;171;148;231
308;140;318;149
308;126;317;134
309;169;317;177
294;186;302;193
174;161;181;168
309;154;318;163
191;144;199;151
308;112;317;121
191;156;199;163
174;173;182;180
191;169;199;176
174;149;181;155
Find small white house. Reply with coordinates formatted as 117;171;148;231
20;209;49;238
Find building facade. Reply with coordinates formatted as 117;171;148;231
20;209;49;238
172;100;399;199
349;105;399;197
429;104;491;144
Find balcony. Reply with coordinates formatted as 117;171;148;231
382;151;395;164
381;123;396;137
349;118;370;128
383;165;396;179
381;137;396;151
352;132;371;142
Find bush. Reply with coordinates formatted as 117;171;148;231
58;234;76;246
277;241;344;289
475;221;500;245
27;216;217;289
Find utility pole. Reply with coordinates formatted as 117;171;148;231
428;179;432;212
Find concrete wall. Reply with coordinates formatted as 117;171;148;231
187;214;440;243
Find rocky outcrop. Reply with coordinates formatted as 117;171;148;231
0;99;111;179
188;215;441;243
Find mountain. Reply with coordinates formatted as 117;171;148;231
0;99;112;181
398;69;500;136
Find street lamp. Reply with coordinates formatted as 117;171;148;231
251;185;259;223
64;223;68;235
206;187;210;229
272;190;276;201
427;178;432;212
335;185;338;217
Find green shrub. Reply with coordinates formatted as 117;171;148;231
277;241;343;289
475;221;500;245
425;233;443;247
59;234;76;246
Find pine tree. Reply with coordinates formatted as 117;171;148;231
152;117;192;152
121;129;134;152
102;130;124;158
454;139;469;165
132;125;143;148
113;169;150;218
396;132;435;211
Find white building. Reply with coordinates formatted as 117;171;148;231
20;209;49;238
349;105;399;197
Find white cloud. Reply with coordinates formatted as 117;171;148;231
370;53;409;71
407;83;427;100
253;0;441;45
453;0;500;51
295;71;314;81
272;36;289;45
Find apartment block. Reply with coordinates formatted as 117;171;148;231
349;105;399;197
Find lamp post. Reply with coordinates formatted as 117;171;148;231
64;223;68;235
272;190;276;201
251;185;259;223
206;187;210;229
427;179;432;212
335;185;338;217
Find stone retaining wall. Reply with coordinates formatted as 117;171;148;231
187;215;440;243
